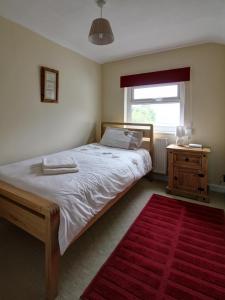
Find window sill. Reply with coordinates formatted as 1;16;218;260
154;131;176;135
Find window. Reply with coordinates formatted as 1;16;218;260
125;83;185;133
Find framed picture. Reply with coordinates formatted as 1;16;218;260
40;66;59;103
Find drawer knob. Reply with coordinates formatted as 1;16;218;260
174;176;178;180
185;157;189;162
198;174;205;178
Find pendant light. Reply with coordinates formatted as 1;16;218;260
89;0;114;45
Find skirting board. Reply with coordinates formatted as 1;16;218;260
209;184;225;194
152;173;168;182
152;173;225;194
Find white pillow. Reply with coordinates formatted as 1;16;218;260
100;127;143;150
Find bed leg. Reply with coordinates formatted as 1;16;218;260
45;210;60;300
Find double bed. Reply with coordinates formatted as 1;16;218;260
0;122;153;299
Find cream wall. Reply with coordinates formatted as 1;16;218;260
102;44;225;184
0;16;224;185
0;16;101;164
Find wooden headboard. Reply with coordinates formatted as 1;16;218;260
101;122;154;159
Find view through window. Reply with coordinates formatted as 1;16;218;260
126;83;184;133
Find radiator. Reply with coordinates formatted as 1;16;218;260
153;138;168;174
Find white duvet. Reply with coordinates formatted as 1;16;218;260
0;143;152;254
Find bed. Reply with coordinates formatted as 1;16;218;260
0;122;153;300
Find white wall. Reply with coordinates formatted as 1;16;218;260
102;43;225;184
1;16;224;185
0;16;101;164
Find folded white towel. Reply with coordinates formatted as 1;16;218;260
42;156;77;169
43;167;79;175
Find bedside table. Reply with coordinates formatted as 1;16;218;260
166;144;211;202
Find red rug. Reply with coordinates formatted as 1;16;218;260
81;194;225;300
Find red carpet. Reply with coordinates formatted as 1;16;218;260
81;194;225;300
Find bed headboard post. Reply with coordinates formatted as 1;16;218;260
101;122;154;164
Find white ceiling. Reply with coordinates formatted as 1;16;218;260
0;0;225;63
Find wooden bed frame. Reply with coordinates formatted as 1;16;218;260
0;122;153;300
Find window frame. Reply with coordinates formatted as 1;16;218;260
125;82;185;134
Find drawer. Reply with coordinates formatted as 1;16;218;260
173;152;202;168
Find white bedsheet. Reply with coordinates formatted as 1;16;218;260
0;143;152;254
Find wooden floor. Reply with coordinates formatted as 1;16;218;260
0;179;224;300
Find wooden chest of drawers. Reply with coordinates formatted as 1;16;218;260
166;144;211;202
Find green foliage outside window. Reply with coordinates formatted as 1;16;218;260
131;105;156;124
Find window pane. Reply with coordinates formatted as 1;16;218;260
133;84;178;100
131;103;180;127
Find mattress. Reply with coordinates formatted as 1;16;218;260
0;143;152;254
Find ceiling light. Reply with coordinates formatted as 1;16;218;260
89;0;114;45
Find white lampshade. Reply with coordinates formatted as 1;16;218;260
185;127;192;137
176;126;185;138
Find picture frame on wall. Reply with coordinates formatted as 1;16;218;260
40;66;59;103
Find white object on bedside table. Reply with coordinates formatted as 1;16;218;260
176;126;185;146
189;143;203;148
